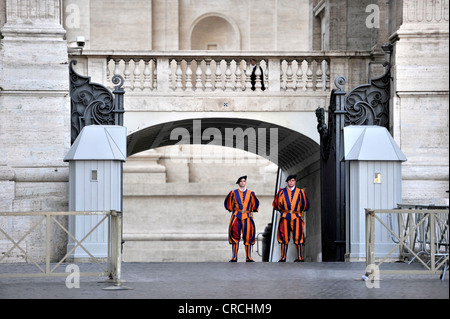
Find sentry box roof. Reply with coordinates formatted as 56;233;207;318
343;126;407;162
64;125;127;162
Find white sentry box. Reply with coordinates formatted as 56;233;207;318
64;125;126;259
343;126;407;261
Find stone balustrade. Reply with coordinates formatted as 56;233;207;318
74;50;373;95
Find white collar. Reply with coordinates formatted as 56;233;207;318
239;187;247;192
288;186;296;191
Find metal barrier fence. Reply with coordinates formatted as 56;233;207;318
365;208;449;280
0;210;124;287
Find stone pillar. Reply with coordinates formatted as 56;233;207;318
152;0;179;50
156;58;171;92
0;0;70;261
267;59;281;92
390;0;449;205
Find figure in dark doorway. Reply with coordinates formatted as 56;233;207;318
250;59;265;91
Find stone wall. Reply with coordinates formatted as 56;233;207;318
1;0;448;264
391;0;449;206
63;0;311;51
0;0;70;262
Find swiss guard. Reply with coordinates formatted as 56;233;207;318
224;175;260;262
272;174;310;262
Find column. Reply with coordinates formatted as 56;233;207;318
391;0;449;206
0;0;70;262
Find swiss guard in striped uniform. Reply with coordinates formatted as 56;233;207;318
224;176;260;262
272;174;310;262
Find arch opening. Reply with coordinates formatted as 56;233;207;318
123;117;322;262
190;14;241;50
126;117;319;173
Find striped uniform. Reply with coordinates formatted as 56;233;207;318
224;189;259;261
272;187;310;261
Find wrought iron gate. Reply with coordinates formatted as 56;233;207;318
316;44;393;261
69;60;125;144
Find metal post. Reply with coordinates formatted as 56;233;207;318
112;75;125;126
371;211;376;267
334;76;347;261
430;212;436;272
46;213;51;275
103;210;132;290
365;209;375;269
365;209;370;267
115;211;122;284
107;213;112;277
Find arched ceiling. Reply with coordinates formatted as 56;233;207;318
126;117;319;173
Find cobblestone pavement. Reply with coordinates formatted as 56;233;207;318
0;262;448;300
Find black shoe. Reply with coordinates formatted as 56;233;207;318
246;259;255;262
229;259;237;262
278;259;286;262
294;259;304;262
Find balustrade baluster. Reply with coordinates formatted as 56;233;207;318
295;59;304;91
315;60;323;91
305;59;313;91
153;59;157;90
204;59;213;91
224;60;232;91
113;59;121;77
143;59;152;91
285;60;294;90
245;60;252;91
175;59;183;91
263;60;269;90
280;60;286;91
123;59;131;90
235;59;243;91
214;59;223;91
185;60;193;91
133;58;142;91
195;59;203;91
255;61;262;91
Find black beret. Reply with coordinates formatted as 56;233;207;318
285;174;297;182
236;175;247;184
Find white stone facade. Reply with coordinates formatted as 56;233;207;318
390;0;449;206
0;0;448;263
0;0;70;262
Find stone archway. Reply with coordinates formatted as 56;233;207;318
189;13;241;50
122;117;322;262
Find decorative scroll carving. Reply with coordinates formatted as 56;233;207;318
69;60;125;144
344;45;393;129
